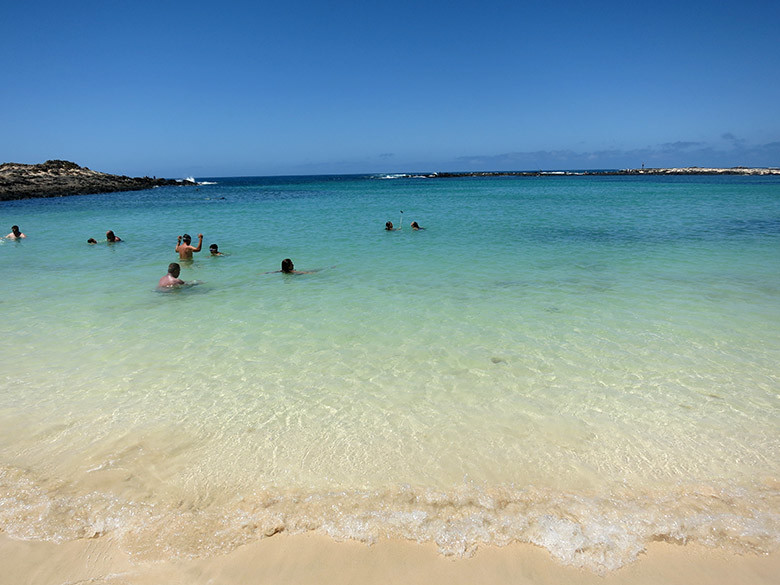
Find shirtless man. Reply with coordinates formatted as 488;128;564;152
175;233;203;259
158;263;185;288
6;225;26;239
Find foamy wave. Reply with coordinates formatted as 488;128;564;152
1;465;777;572
375;173;439;179
173;177;217;186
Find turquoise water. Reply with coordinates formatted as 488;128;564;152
1;174;779;571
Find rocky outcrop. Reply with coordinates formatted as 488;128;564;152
427;167;780;179
615;166;780;176
0;160;195;201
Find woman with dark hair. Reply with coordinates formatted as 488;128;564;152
266;258;314;275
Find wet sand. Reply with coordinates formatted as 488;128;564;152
2;534;777;585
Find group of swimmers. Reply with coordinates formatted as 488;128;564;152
156;233;218;288
386;221;423;231
158;255;312;288
7;220;423;289
159;219;423;289
86;230;122;244
159;219;424;289
160;232;313;289
172;233;223;259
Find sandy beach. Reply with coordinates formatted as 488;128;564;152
2;534;778;585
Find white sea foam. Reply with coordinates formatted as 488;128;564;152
1;464;777;571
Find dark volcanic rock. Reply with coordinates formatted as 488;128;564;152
0;160;195;201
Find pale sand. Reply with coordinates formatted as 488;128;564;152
1;534;777;585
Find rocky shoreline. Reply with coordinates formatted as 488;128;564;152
3;162;778;202
0;160;195;201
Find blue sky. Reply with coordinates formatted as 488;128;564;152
2;0;779;177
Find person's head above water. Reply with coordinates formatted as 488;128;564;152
281;258;294;273
209;244;220;255
106;230;118;242
411;221;420;230
87;238;97;244
182;234;192;244
158;262;187;288
385;221;394;230
7;225;26;239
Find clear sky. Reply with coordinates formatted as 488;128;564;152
2;0;779;177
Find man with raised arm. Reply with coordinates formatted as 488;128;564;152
175;233;203;259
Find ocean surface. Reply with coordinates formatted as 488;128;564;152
1;173;778;572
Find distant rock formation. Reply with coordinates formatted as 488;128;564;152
0;160;195;201
426;167;780;179
617;166;780;176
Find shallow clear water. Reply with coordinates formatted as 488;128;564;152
1;174;779;571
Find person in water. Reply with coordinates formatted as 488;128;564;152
209;243;224;256
265;258;313;274
6;225;26;239
158;262;186;288
385;221;399;231
176;233;203;259
410;221;424;230
281;258;313;274
87;238;98;244
106;230;122;242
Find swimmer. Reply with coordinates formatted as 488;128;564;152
410;221;424;230
87;238;98;244
281;258;314;274
6;225;26;239
209;243;224;256
266;258;314;274
176;233;203;259
106;230;122;242
385;221;399;231
158;262;186;288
